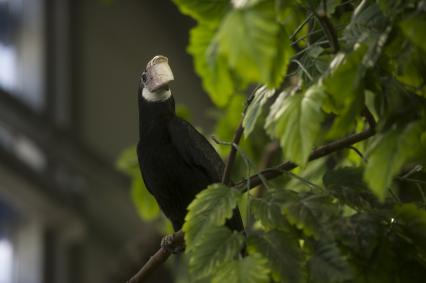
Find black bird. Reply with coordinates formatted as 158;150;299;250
136;56;244;243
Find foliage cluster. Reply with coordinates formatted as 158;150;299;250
119;0;426;282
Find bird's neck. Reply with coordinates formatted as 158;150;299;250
138;93;175;140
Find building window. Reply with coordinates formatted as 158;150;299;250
0;0;46;111
0;238;13;283
0;200;16;283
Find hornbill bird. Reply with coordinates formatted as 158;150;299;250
137;55;244;249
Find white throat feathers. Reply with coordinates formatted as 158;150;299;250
142;87;172;102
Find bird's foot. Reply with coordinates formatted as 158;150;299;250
161;234;185;254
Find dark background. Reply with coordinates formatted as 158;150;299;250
0;0;212;282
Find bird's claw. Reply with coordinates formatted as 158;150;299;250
161;234;184;254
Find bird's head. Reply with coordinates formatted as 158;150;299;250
140;55;175;102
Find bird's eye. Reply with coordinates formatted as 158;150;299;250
142;73;147;83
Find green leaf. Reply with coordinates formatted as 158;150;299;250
188;24;235;107
344;3;387;46
336;213;382;259
364;121;424;201
214;95;245;156
172;0;229;25
218;1;291;86
400;13;426;53
276;0;306;33
266;85;326;165
282;192;339;238
250;189;293;230
353;236;400;283
243;86;275;138
323;167;380;209
117;146;161;221
176;104;192;121
322;45;368;137
394;45;426;97
248;230;304;283
116;145;139;175
130;171;161;221
395;204;426;252
269;25;294;86
189;226;244;279
183;184;242;250
308;242;353;283
212;255;270;283
376;0;416;20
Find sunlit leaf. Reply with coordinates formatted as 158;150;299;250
269;25;294;86
176;104;192;121
214;95;245;156
117;147;161;221
212;255;270;283
130;171;160;221
218;1;291;86
322;45;368;137
248;230;304;283
364;121;424;201
276;0;306;33
266;85;326;165
116;145;139;175
183;184;242;250
243;86;275;138
188;24;235;107
172;0;229;25
189;226;244;278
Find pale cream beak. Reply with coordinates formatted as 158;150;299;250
145;55;174;92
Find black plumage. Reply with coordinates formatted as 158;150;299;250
136;80;243;232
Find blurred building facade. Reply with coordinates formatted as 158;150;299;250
0;0;209;282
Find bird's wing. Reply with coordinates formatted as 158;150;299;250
168;117;224;182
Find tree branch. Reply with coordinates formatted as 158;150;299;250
312;6;340;53
235;108;376;190
221;121;244;185
126;231;184;283
222;90;256;185
254;141;280;197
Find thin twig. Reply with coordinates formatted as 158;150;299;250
221;122;244;185
347;146;367;163
293;40;333;57
416;183;426;207
291;25;345;46
400;165;423;179
312;9;340;53
289;13;314;40
255;141;280;197
389;188;401;203
221;88;257;185
126;231;184;283
283;170;323;190
292;59;314;81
